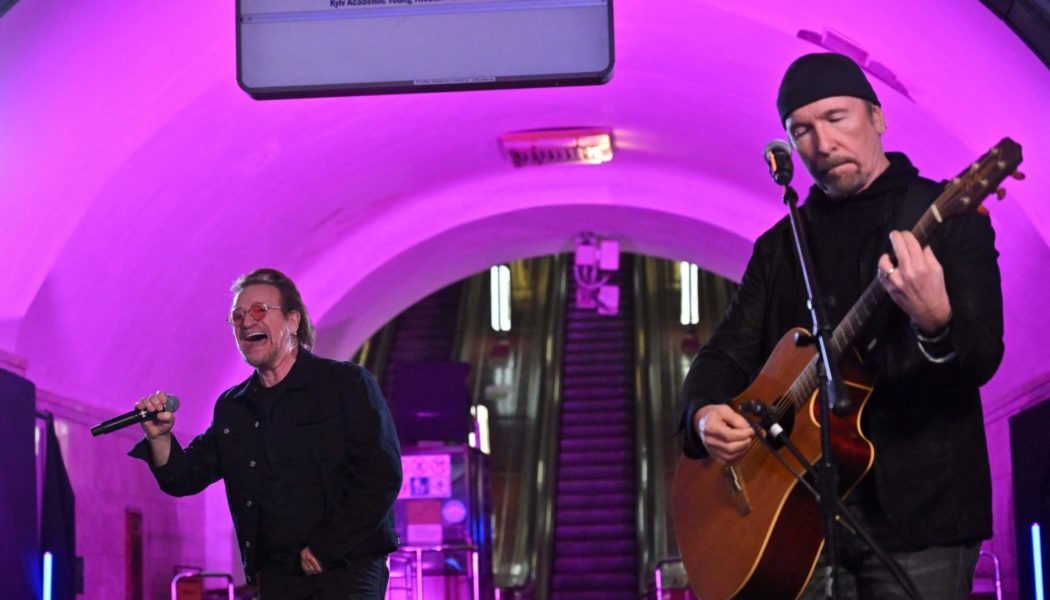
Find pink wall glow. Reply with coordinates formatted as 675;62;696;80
3;0;1049;595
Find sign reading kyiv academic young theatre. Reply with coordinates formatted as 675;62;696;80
236;0;614;99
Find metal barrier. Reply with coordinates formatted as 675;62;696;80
388;544;480;600
171;570;235;600
973;549;1002;600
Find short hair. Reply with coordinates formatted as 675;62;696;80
231;268;316;350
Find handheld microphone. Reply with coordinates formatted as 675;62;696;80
763;140;794;185
91;395;180;437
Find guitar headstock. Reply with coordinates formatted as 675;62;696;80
935;137;1024;221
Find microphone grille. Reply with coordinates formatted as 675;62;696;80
763;139;792;157
164;395;181;413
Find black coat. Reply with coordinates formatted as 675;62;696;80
680;154;1004;547
131;350;402;583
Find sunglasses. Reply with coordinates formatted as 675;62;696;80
228;302;283;326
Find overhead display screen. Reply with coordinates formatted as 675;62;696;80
237;0;614;99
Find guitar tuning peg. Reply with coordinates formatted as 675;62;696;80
996;188;1007;200
1010;170;1026;180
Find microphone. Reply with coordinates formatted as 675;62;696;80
91;395;180;437
763;139;794;185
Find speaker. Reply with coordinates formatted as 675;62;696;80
0;368;37;599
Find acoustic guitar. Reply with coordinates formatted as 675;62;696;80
670;138;1023;600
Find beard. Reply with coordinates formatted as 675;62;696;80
814;159;868;199
242;345;280;369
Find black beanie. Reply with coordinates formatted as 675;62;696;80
776;53;880;126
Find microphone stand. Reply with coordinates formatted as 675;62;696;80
776;180;923;600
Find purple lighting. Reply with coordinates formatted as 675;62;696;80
2;1;1049;597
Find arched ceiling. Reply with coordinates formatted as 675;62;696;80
2;0;1048;431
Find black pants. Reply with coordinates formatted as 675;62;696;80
798;500;981;600
258;555;389;600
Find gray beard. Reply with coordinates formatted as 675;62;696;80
817;168;868;199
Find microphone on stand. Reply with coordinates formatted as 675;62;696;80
763;139;794;185
91;395;180;437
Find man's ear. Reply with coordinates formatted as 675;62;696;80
871;104;887;135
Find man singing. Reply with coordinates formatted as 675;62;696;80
130;268;402;599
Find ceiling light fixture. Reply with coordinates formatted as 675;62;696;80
498;127;614;168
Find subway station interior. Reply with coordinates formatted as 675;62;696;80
2;0;1050;598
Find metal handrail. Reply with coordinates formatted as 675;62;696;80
975;549;1003;600
170;570;234;600
633;256;686;591
391;545;481;600
526;254;569;600
633;255;658;592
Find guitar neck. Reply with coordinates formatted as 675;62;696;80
777;137;1021;416
832;199;944;355
782;200;942;414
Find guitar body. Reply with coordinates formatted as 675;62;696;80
671;328;875;600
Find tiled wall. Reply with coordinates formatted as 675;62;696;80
37;390;225;599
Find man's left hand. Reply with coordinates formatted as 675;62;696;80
878;230;952;332
300;547;323;576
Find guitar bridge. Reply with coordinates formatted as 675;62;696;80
723;465;752;515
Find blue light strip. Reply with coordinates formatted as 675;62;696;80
1034;523;1045;600
42;551;53;600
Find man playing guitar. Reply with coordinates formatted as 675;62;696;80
679;53;1005;599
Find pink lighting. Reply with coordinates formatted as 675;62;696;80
2;1;1049;598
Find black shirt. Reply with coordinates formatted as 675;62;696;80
130;349;403;583
806;155;917;327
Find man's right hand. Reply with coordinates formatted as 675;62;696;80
693;404;755;465
136;391;176;467
137;391;177;439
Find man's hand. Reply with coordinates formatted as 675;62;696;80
136;391;176;439
878;231;952;333
301;547;323;576
136;391;176;467
693;404;755;465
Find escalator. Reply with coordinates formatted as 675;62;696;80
351;254;735;599
379;281;465;401
548;257;639;600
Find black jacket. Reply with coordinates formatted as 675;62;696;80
131;350;402;583
680;154;1004;547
